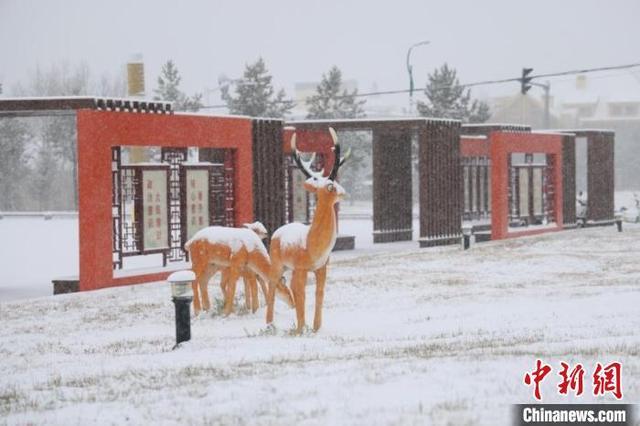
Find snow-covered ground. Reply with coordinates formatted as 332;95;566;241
0;215;415;302
1;224;639;424
0;191;637;302
0;216;79;302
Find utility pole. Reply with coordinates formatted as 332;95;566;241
530;81;551;128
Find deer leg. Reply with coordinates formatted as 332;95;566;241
191;282;201;315
266;264;284;324
313;264;327;332
190;258;206;315
244;273;259;313
220;268;230;312
291;269;307;334
257;276;268;304
219;267;228;301
223;266;240;316
199;265;216;312
242;272;252;311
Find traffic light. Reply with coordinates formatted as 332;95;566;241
521;68;534;95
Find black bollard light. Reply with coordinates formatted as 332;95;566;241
615;213;623;233
168;270;195;348
462;224;473;250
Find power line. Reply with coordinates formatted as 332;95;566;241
531;62;640;80
200;62;640;110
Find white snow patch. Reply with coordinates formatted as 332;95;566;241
179;161;216;166
167;270;195;282
1;226;639;424
273;222;310;250
460;134;488;139
184;226;268;256
242;221;268;237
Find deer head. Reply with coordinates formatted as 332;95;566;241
291;127;350;205
243;221;268;239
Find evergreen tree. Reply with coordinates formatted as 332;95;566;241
306;66;366;119
0;118;30;210
9;62;98;210
44;116;77;208
153;60;203;112
30;137;58;210
221;58;294;118
416;63;490;123
306;66;368;201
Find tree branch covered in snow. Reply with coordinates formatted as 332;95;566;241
221;58;294;118
153;60;203;112
417;63;490;124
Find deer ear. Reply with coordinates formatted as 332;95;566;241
303;180;318;193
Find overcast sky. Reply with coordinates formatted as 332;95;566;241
1;0;639;107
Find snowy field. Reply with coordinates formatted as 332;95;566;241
0;214;416;302
1;192;637;303
1;224;639;425
0;216;79;301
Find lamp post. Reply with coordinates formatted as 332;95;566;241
462;224;473;250
615;213;623;232
168;270;195;348
406;40;430;115
528;81;551;128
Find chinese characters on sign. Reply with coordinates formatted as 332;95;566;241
524;359;622;401
141;169;169;250
185;169;210;240
292;167;308;222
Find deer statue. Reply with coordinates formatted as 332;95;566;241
185;222;294;316
266;128;348;334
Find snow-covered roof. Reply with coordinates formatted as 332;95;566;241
288;116;460;125
462;123;530;128
173;110;252;120
531;130;577;136
0;96;173;114
289;117;420;124
556;128;615;134
0;95;165;103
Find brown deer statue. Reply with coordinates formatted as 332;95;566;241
266;128;348;333
185;222;294;316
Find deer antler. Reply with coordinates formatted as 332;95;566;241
339;147;351;167
291;133;321;179
328;127;350;181
292;129;349;181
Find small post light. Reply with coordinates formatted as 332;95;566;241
462;224;473;250
168;270;195;348
615;213;623;233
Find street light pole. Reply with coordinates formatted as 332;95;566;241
406;40;430;116
530;80;551;128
